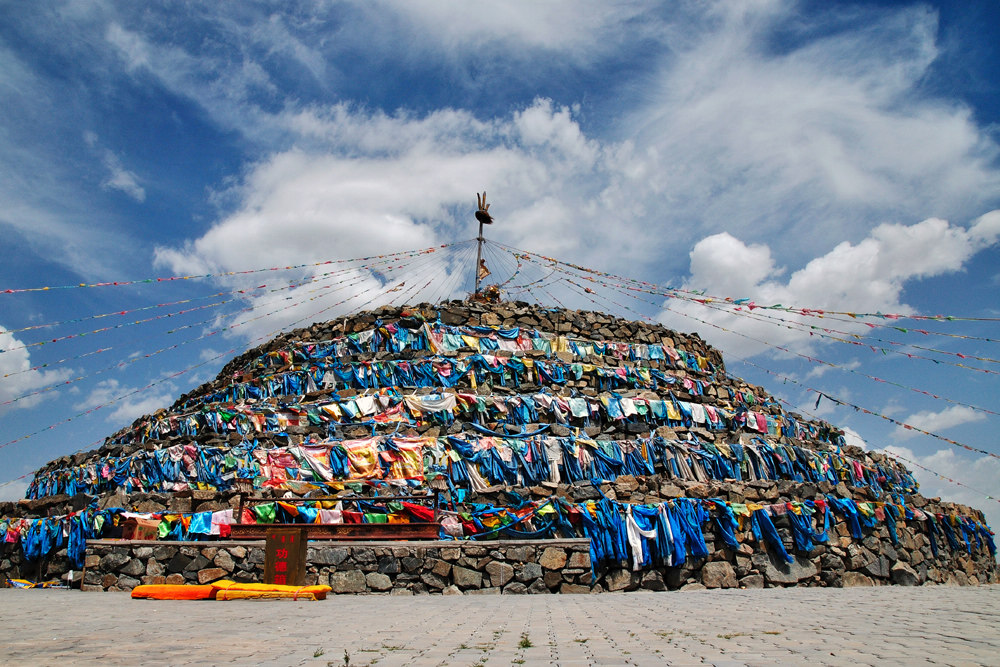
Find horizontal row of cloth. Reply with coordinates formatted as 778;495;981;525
195;353;714;405
583;494;996;574
5;493;993;574
233;321;716;379
106;389;739;446
29;432;914;502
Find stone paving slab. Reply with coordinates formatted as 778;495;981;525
0;585;997;666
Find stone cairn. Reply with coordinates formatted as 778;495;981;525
3;300;996;593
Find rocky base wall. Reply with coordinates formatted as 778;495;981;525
71;516;998;595
80;539;594;595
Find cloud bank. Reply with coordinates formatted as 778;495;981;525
0;327;73;414
658;211;1000;357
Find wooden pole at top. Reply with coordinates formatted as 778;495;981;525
474;191;493;296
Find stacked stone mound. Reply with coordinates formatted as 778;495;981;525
6;300;997;592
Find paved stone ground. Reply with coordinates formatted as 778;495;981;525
0;585;997;666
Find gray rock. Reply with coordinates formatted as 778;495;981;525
485;561;514;587
890;561;919;587
329;570;367;593
752;553;818;585
184;555;210;572
352;547;376;563
420;572;447;590
311;547;350;566
525;579;549;594
502;582;528;594
165;553;192;574
506;547;531;562
377;555;400;575
452;565;483;589
119;558;146;577
604;569;635;592
516;562;543;582
152;546;174;561
641;570;666;591
862;555;890;579
99;552;131;571
543;570;563;589
214;551;235;572
145;559;164;577
366;572;392;591
569;482;602;501
820;553;845;572
401;556;423;573
739;574;765;589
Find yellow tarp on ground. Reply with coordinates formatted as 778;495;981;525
130;580;332;600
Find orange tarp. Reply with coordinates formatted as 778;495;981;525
130;580;332;600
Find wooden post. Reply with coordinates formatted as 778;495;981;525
474;218;485;296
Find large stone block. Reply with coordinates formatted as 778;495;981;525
539;547;568;570
752;553;818;585
890;561;919;586
517;562;543;583
701;561;737;589
841;572;874;587
420;572;447;590
862;555;890;579
197;567;227;584
604;569;635;592
99;552;130;571
311;547;349;566
119;558;146;577
330;570;368;593
366;572;392;591
485;561;514;587
560;583;591;594
567;551;591;569
452;565;482;589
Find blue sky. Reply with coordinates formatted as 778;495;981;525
1;1;999;526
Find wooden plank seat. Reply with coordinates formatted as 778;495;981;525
228;521;441;540
232;492;441;541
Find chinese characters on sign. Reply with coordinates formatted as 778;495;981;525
264;527;307;586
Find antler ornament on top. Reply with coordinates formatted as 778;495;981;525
476;191;494;225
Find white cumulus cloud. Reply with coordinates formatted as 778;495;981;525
892;405;987;441
658;211;1000;357
76;378;175;427
0;327;74;413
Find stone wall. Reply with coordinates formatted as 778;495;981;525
75;503;997;595
81;539;594;595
